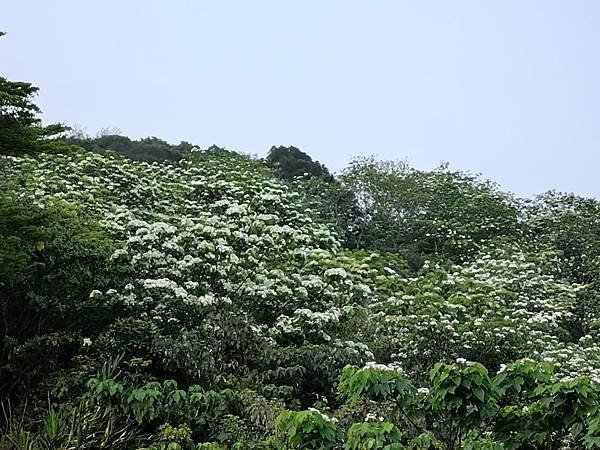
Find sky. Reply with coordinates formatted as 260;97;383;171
2;1;600;198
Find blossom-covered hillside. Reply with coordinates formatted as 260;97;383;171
2;145;600;448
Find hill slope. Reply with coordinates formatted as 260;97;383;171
1;148;600;448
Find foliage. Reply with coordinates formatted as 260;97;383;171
291;174;363;248
344;422;404;449
340;157;522;264
336;359;600;448
0;34;68;155
62;133;198;163
274;408;343;448
266;145;332;180
1;72;600;447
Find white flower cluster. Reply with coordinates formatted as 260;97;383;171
4;150;599;384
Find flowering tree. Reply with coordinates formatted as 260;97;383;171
1;136;599;447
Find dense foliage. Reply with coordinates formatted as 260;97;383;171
61;134;200;163
266;146;332;181
1;68;600;449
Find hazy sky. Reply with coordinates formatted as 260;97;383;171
2;1;599;198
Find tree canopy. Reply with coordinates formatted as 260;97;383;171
62;133;197;163
0;33;68;155
266;145;332;180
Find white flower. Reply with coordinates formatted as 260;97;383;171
324;268;348;279
225;204;247;215
82;337;92;346
363;361;404;374
456;357;467;365
417;387;430;395
143;278;178;290
307;408;338;423
110;248;128;260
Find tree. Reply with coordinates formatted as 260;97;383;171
337;360;600;448
341;157;521;263
62;134;193;162
266;145;332;180
526;192;600;337
0;33;68;154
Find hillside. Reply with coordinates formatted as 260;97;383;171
2;144;600;448
2;62;600;448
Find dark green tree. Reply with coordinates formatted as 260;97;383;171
266;145;332;180
0;33;68;155
62;134;196;163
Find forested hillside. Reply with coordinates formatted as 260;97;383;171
2;56;600;449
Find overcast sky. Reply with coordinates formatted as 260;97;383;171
2;1;599;198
